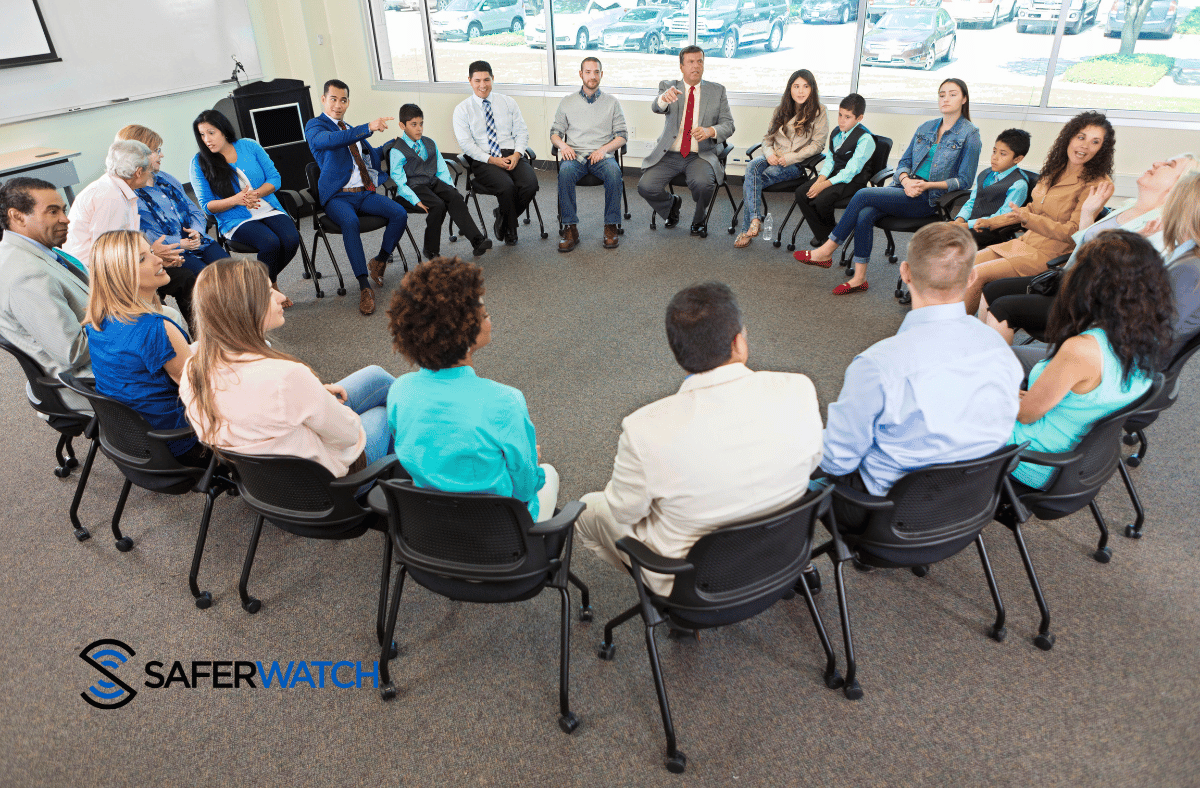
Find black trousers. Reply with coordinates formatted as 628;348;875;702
157;266;196;332
795;178;860;243
400;180;483;255
983;275;1052;337
467;150;538;236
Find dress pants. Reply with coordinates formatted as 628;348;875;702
983;275;1051;337
402;180;482;256
323;190;409;281
180;241;228;275
795;178;860;243
467;151;539;236
230;213;300;282
638;151;717;226
157;266;196;331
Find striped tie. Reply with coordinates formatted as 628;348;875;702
482;98;502;158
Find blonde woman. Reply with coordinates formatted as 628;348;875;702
178;259;394;479
83;229;202;462
1161;170;1200;358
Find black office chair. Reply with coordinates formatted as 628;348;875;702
994;375;1165;651
787;134;893;257
0;338;91;480
275;189;330;298
648;143;738;238
727;148;824;244
304;161;413;298
596;486;843;774
367;479;590;734
550;135;631;236
454;148;549;242
377;138;466;258
60;376;237;609
813;444;1025;700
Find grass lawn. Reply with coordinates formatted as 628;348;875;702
1061;53;1174;87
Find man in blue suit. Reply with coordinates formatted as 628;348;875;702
305;79;408;316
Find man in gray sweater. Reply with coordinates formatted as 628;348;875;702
550;57;628;252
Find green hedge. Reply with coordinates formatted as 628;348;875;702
472;31;530;46
1060;53;1174;87
1179;7;1200;34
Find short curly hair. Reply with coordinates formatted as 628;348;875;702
387;256;485;370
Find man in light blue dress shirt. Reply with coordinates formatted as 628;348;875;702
819;222;1022;530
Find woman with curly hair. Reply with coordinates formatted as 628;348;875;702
965;111;1116;314
734;69;827;249
385;256;558;521
1009;230;1172;489
179;258;394;478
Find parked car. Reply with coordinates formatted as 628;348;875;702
1016;0;1099;33
527;0;627;47
600;5;679;52
866;0;940;23
799;0;859;24
941;0;1016;27
1105;0;1177;37
861;7;957;69
430;0;526;40
662;0;789;57
384;0;420;10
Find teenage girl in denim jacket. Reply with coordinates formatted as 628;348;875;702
795;79;981;295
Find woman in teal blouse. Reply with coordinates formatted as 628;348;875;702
384;257;558;520
1010;231;1173;489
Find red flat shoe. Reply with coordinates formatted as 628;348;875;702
794;250;832;268
832;282;869;295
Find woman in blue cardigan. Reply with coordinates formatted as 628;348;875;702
189;110;299;302
794;78;982;295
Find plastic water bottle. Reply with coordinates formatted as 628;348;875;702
762;213;774;243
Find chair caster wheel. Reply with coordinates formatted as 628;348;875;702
911;565;928;577
579;606;593;623
242;597;261;614
1125;456;1142;468
558;712;580;734
54;466;71;478
74;527;91;541
665;751;687;774
824;668;845;689
845;267;854;277
618;227;625;235
597;642;616;661
624;212;631;220
540;232;548;239
302;270;311;279
194;591;212;610
315;289;325;298
786;243;795;251
781;589;797;600
336;288;347;296
115;536;134;552
68;457;80;468
990;626;1007;643
1093;547;1112;563
523;217;531;225
1124;525;1142;539
387;640;398;659
773;240;781;248
449;235;458;243
727;227;736;235
888;255;898;264
894;288;904;298
843;678;863;700
899;293;912;305
699;230;708;238
1122;433;1138;446
380;682;397;701
1034;632;1055;651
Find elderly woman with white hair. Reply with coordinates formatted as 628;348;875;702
62;139;196;328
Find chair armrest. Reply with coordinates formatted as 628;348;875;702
746;143;762;158
528;500;585;536
147;426;197;443
719;143;734;161
331;455;403;492
445;156;463;183
871;167;895;187
1045;254;1071;270
299;188;315;208
36;375;65;389
615;536;692;576
937;189;970;219
830;483;894;512
525;147;537;163
1018;447;1084;468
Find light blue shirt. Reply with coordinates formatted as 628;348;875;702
955;165;1030;229
817;123;876;186
136;170;211;246
386;366;547;519
822;303;1023;495
387;135;456;207
452;92;530;164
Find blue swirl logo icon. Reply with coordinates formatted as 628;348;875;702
80;639;137;709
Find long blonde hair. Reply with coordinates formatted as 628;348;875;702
84;229;158;329
185;258;308;440
1162;170;1200;256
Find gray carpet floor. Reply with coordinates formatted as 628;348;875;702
2;169;1198;787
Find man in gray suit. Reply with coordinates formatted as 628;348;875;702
637;46;735;236
0;177;91;412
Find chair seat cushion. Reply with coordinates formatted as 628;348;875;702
318;214;389;234
226;240;258;254
661;590;787;630
763;178;808;193
406;565;548;604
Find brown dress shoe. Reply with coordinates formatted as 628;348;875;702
359;287;376;316
367;255;388;286
558;224;579;253
603;224;619;249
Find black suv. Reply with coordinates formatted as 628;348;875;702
663;0;789;57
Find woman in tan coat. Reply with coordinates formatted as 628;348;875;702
965;111;1115;313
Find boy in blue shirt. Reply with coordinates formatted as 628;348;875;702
388;103;490;259
953;128;1031;250
796;94;875;247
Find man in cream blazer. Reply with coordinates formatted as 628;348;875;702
0;177;92;412
575;282;823;597
637;46;735;235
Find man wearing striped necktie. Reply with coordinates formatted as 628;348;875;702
452;60;538;246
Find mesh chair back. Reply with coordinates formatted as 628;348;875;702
1022;168;1040;198
866;135;893;181
1125;333;1200;432
0;339;88;427
305;161;322;202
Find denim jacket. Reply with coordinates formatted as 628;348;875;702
893;116;982;206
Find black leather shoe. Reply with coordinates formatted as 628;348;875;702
504;232;518;247
664;194;683;228
690;223;707;237
493;207;504;240
472;237;492;257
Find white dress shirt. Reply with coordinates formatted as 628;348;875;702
62;174;140;267
657;82;703;153
452;92;530;163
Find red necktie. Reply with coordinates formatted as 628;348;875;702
338;120;375;191
680;86;696;158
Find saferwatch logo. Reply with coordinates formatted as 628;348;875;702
79;639;138;710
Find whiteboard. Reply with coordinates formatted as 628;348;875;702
0;0;262;125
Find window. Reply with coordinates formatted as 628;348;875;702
429;0;549;83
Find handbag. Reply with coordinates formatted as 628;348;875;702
1027;268;1062;297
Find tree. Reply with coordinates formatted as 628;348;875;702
1119;0;1156;55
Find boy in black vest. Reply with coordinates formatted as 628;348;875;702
953;128;1032;250
387;103;490;259
795;94;875;247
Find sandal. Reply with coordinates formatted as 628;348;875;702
734;233;753;249
793;250;833;268
745;218;762;238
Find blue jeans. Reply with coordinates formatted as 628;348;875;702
181;240;228;274
337;364;395;467
557;156;623;226
323;191;408;282
829;187;936;267
740;158;803;233
230;213;300;281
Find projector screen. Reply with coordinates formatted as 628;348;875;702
0;0;61;69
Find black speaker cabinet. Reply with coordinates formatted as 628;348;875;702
215;79;315;193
